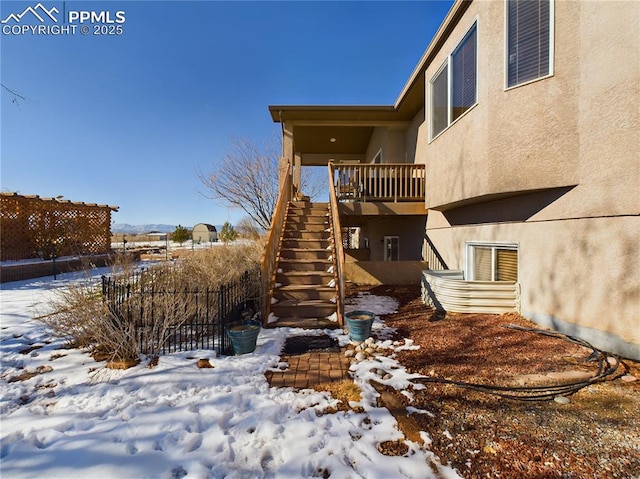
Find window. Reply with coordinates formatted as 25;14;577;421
506;0;553;88
430;23;477;139
467;243;518;282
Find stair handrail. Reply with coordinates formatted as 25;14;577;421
261;161;292;326
327;162;345;326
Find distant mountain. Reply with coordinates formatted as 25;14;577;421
112;224;177;234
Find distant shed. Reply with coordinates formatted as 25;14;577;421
192;223;218;243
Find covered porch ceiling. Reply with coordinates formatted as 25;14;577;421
269;95;425;166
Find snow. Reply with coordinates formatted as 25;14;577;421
1;272;462;479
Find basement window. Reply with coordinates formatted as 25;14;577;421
466;242;518;282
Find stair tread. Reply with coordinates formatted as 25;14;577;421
276;284;336;291
274;299;337;306
280;248;330;252
268;318;339;329
283;238;330;242
277;271;333;277
279;258;332;263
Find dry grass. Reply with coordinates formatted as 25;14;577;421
312;379;363;413
176;241;264;289
40;242;263;364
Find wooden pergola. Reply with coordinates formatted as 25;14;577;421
0;192;119;261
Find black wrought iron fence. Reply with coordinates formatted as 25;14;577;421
100;269;262;356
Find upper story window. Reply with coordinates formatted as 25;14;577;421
506;0;553;88
430;22;477;140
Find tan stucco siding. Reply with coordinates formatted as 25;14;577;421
406;108;426;167
421;1;639;359
360;216;426;261
424;1;639;216
575;1;640;218
366;127;408;163
426;213;639;349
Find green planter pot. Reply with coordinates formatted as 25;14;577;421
345;310;375;342
227;319;262;354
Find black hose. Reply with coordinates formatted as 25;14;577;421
409;324;627;401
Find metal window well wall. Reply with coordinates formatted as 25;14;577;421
101;269;262;356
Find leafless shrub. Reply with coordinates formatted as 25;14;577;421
41;241;263;363
42;277;139;363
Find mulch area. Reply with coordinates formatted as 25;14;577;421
359;284;640;479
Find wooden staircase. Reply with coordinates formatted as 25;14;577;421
269;200;339;328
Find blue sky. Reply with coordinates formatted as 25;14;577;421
1;0;453;228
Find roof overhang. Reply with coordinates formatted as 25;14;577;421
268;106;413;160
267;0;471;162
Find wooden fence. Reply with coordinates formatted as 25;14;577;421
1;192;118;261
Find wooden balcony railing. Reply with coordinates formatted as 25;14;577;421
260;162;292;326
331;163;426;203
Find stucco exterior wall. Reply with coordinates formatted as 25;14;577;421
421;1;640;359
426;212;639;358
345;261;430;285
406;108;426;167
366;127;408;163
360;216;426;261
424;1;639;216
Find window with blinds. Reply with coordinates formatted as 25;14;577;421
452;25;477;121
473;247;493;281
507;0;552;88
468;243;518;282
431;66;449;138
429;22;477;140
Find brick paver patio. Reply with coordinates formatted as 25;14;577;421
266;348;351;389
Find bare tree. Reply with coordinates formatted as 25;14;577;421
1;84;27;105
198;136;323;232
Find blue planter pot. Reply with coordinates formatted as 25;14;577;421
345;310;375;342
227;319;262;354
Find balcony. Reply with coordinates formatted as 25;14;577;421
329;163;426;217
331;163;425;203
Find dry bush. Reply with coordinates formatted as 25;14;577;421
173;241;263;289
41;241;263;363
42;277;139;363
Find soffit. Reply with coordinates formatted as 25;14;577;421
268;107;409;158
293;125;374;156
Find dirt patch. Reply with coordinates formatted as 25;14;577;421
7;365;53;382
353;284;640;479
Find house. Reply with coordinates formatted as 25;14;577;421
264;0;639;361
192;223;218;243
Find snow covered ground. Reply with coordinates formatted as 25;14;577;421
0;270;462;479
